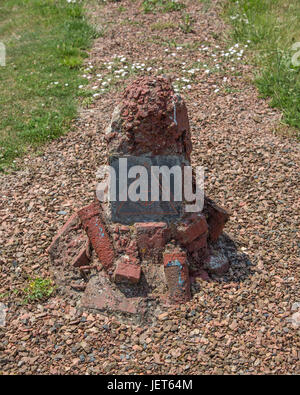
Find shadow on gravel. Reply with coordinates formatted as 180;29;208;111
190;232;254;296
115;233;254;302
115;232;254;301
210;233;253;283
116;273;152;298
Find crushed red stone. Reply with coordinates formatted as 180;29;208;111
0;0;299;375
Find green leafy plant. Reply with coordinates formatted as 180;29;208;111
23;277;54;303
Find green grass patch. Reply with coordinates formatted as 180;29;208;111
23;277;54;303
198;0;211;13
0;0;97;170
142;0;186;14
150;21;178;31
224;0;300;136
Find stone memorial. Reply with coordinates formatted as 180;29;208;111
48;76;230;324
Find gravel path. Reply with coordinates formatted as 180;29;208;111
0;0;299;374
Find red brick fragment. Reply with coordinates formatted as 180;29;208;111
163;251;191;304
186;232;208;253
136;222;169;262
175;214;208;245
78;202;114;269
82;294;138;314
82;275;140;314
47;213;79;255
47;213;90;268
72;239;91;268
77;201;101;223
205;198;230;242
84;295;136;314
113;258;141;284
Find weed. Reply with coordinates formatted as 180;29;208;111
179;13;194;34
23;277;54;303
118;6;127;13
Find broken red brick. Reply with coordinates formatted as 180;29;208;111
72;239;91;268
136;222;168;248
47;213;79;256
82;294;138;314
163;251;191;304
47;213;90;268
205;198;230;242
82;275;140;315
111;224;132;254
77;201;101;223
113;257;141;284
136;222;169;262
175;214;208;245
78;202;114;269
186;232;208;253
125;239;139;259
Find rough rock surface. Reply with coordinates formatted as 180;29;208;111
105;76;192;160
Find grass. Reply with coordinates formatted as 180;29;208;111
198;0;211;13
150;21;178;31
224;0;300;136
23;277;54;303
0;0;97;170
142;0;186;14
179;13;194;34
